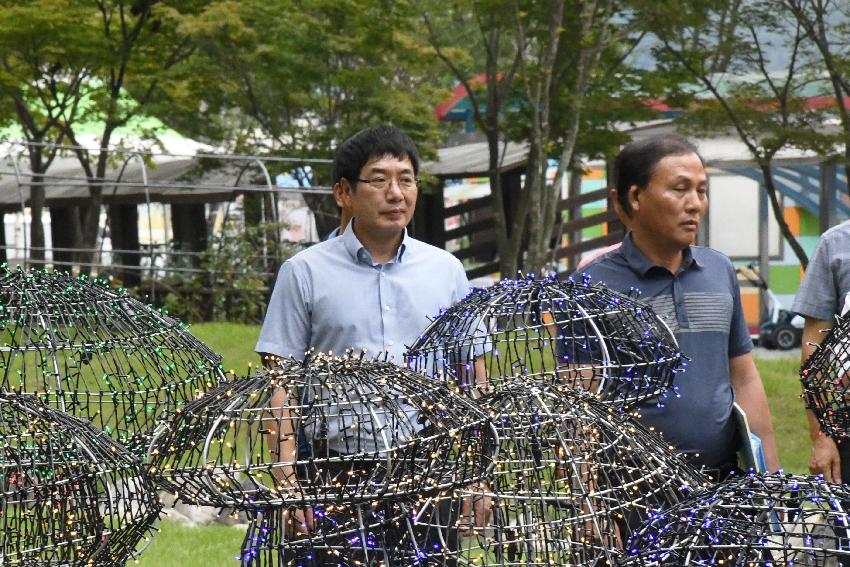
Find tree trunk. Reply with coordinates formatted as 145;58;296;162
29;181;45;266
76;196;102;275
49;206;77;271
107;203;141;286
524;141;547;273
760;162;808;268
0;213;6;265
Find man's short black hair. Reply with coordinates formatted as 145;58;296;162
613;134;703;218
332;125;420;186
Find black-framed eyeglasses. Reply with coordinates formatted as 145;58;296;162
356;176;418;191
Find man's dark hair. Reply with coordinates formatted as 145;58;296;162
332;125;420;186
613;134;703;218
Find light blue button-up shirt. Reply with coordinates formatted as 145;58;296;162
256;221;470;364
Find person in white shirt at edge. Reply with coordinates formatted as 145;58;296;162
793;220;850;483
255;125;488;549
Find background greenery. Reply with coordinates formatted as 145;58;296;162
135;323;809;567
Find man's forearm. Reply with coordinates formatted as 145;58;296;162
269;387;300;489
800;316;833;439
800;317;843;481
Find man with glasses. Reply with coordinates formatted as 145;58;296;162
254;125;479;565
257;124;470;366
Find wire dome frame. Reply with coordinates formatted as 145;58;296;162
801;313;850;440
406;276;685;409
0;392;162;566
400;386;710;567
0;266;227;455
237;502;421;567
148;352;497;509
619;473;850;566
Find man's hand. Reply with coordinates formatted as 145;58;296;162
283;506;315;537
457;482;492;536
810;434;842;483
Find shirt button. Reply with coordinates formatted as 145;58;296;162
388;340;394;346
384;305;391;311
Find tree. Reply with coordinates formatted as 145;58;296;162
157;0;446;238
419;0;645;276
0;1;229;273
782;0;850;201
60;1;205;272
0;0;96;265
642;0;837;268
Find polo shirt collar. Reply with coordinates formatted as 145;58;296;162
341;220;409;265
621;231;703;276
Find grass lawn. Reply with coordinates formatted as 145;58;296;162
135;324;810;567
756;355;809;474
134;520;245;566
189;322;263;377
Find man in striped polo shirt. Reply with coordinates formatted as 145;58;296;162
579;134;779;478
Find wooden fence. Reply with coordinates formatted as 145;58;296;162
413;184;626;280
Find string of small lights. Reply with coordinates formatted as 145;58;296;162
620;473;850;566
0;266;227;455
148;352;496;510
0;391;161;566
801;313;850;440
398;386;710;566
406;275;685;409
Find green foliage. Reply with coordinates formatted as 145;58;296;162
158;221;297;325
157;0;443;154
640;0;840;160
147;0;448;236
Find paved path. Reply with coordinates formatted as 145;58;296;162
752;346;798;361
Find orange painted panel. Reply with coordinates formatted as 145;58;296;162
740;289;761;326
783;207;801;237
584;167;605;180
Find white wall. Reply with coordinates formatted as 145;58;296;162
708;173;781;258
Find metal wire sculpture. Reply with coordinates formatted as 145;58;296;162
148;352;496;510
406;275;684;409
620;473;850;566
801;313;850;440
0;391;162;566
398;385;710;567
238;502;418;567
0;266;226;454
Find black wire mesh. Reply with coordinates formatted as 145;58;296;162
620;473;850;566
149;352;496;509
801;313;850;440
397;385;710;567
405;276;684;409
237;502;420;567
0;266;226;454
0;391;162;566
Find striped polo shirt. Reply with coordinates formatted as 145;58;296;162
579;233;753;467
